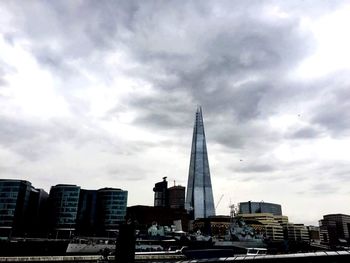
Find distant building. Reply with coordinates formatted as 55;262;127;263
0;179;48;238
283;223;310;242
239;201;282;216
319;214;350;247
153;177;168;207
49;184;81;238
168;185;185;209
193;216;232;236
185;107;215;219
96;188;128;236
238;213;284;241
307;225;320;242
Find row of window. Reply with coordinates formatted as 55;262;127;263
0;204;16;209
0;210;15;215
0;198;18;203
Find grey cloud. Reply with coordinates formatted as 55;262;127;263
309;183;339;195
288;126;323;139
236;163;276;173
128;91;193;130
311;86;350;137
107;167;146;182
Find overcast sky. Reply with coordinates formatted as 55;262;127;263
1;0;350;225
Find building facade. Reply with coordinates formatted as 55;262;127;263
0;179;48;238
283;223;310;242
168;185;185;209
97;188;128;236
239;201;282;216
319;214;350;247
153;177;168;207
49;184;81;238
185;107;215;219
238;213;285;241
77;189;98;235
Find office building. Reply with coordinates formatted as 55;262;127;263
168;185;185;209
239;201;282;216
96;188;128;236
185;107;215;219
283;223;310;242
49;184;81;238
27;187;49;236
319;214;350;246
0;179;48;238
307;225;320;242
153;177;168;207
77;189;98;235
238;213;284;241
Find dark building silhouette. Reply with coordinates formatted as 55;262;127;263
77;189;98;236
0;179;48;238
127;205;189;232
185;107;215;219
239;201;282;216
153;177;168;207
168;185;185;209
1;180;128;238
319;214;350;247
50;186;128;238
27;188;49;236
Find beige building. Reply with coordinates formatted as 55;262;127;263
238;213;284;241
238;213;311;243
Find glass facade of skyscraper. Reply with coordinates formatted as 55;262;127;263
0;180;32;237
0;179;48;237
97;188;128;234
1;180;128;237
49;184;80;237
185;107;215;219
239;201;282;216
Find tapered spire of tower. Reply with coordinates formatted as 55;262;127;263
185;106;215;219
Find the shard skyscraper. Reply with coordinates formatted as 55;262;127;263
185;107;215;219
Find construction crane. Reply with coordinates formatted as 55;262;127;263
215;194;224;209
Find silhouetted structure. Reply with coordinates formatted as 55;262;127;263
77;189;98;236
319;214;350;247
127;205;189;232
153;177;168;207
50;185;128;238
115;220;136;263
0;179;48;238
168;185;185;209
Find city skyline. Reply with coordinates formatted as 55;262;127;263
1;1;350;226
